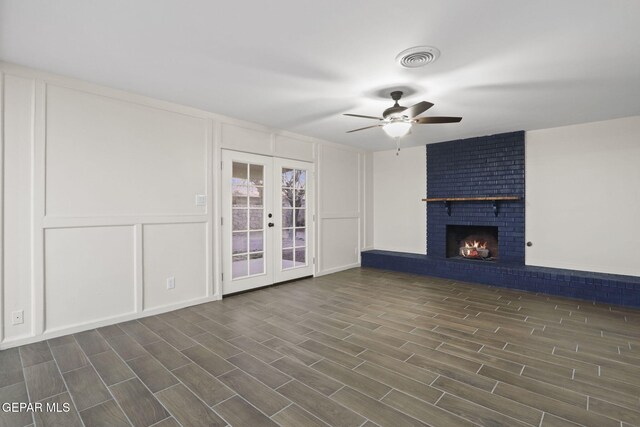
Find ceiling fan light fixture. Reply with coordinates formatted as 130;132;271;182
382;121;412;138
343;91;461;152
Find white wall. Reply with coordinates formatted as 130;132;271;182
45;227;136;331
143;223;208;310
526;116;640;276
0;62;367;349
362;152;374;250
316;144;365;275
372;145;426;254
3;74;35;341
46;85;209;217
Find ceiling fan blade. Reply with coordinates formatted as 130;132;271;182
414;116;462;124
402;101;434;119
343;113;383;120
346;125;381;133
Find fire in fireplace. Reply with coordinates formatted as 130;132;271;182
460;240;488;259
446;225;498;260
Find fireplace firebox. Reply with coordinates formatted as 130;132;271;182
446;225;499;260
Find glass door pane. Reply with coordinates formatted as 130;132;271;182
231;161;265;279
281;167;307;269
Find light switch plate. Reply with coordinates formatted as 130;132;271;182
195;194;207;207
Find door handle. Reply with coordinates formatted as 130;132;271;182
268;222;275;228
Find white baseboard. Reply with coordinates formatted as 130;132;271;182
2;263;365;349
315;262;361;277
0;294;222;350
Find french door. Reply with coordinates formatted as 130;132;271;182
221;150;314;295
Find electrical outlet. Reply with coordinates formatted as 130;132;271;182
167;277;175;290
12;310;24;325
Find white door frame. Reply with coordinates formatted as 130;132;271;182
221;150;314;295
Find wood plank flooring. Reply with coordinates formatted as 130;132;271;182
1;267;640;426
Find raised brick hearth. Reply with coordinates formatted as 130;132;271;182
361;250;640;307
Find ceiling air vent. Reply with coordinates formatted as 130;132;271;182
396;46;440;68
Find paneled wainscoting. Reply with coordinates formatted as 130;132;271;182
1;268;640;426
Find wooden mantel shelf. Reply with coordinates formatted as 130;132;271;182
421;196;521;216
422;196;521;202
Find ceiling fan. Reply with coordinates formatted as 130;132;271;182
344;91;462;151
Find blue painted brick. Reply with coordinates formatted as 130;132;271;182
426;131;525;263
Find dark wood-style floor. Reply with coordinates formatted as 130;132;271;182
1;268;640;427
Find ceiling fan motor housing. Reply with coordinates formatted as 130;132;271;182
390;91;403;102
383;91;407;119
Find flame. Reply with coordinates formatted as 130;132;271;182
464;240;487;249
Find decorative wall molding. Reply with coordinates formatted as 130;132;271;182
0;61;368;349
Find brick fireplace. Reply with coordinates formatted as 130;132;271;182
362;130;640;307
426;131;525;263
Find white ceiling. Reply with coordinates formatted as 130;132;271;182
2;0;640;151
